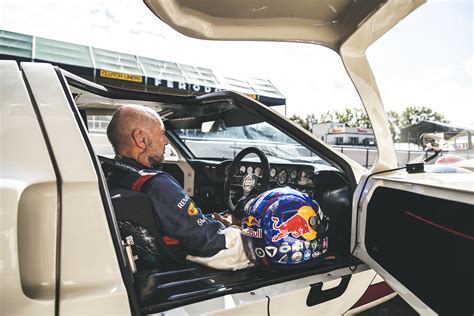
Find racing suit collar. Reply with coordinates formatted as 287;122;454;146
115;155;160;171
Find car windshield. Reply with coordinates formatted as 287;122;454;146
174;122;320;162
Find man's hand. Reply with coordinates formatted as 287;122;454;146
212;213;241;227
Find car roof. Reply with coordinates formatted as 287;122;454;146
145;0;422;51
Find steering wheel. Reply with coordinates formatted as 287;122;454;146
223;147;270;214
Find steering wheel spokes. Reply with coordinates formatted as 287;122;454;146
223;147;270;213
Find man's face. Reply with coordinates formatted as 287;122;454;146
144;120;169;166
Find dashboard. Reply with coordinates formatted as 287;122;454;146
180;159;347;214
233;162;315;189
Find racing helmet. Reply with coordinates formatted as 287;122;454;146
241;187;329;268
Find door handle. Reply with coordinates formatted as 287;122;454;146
306;274;351;306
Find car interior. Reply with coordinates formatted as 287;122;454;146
64;69;362;313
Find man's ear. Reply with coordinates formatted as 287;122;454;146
131;129;147;149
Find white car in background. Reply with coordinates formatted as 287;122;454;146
1;0;472;315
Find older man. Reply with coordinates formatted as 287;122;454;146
105;105;249;270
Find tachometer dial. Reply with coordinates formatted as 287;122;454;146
270;168;277;178
239;165;246;174
277;170;288;185
247;166;254;174
254;166;262;175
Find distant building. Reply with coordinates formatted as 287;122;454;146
312;123;375;146
0;29;285;107
400;121;473;150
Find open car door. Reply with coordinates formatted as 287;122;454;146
352;170;473;315
144;0;473;314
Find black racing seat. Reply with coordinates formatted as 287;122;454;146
109;187;187;269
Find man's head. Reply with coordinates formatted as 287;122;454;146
107;105;169;167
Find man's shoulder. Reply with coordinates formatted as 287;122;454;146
146;171;183;193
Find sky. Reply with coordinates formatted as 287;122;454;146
0;0;472;126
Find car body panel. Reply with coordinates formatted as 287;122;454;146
157;265;375;316
352;173;473;315
21;62;131;314
0;60;58;315
144;0;386;50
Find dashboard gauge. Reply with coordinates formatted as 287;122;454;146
247;166;254;174
290;169;298;180
239;165;246;174
300;170;307;179
270;168;277;178
277;170;288;185
254;166;262;176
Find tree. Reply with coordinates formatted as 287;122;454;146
289;113;320;131
387;110;401;141
333;108;371;128
401;106;449;127
318;111;335;123
289;114;310;130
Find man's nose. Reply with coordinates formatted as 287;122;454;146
164;135;170;145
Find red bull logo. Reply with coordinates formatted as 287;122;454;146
242;228;262;238
244;215;261;227
271;214;310;242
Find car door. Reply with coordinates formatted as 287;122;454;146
351;170;473;315
137;0;474;314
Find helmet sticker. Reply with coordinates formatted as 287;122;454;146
312;251;321;258
271;205;317;242
255;248;265;258
243;215;261;227
242;228;262;238
279;242;291;254
278;254;288;264
272;214;309;241
292;252;303;262
304;249;311;260
292;240;304;252
304;241;311;249
265;246;278;257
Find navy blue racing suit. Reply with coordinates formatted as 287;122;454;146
105;156;227;257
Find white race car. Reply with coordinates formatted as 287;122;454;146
1;0;472;315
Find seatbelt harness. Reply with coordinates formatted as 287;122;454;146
100;155;162;192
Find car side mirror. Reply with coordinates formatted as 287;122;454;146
419;133;450;163
201;119;226;133
419;133;449;152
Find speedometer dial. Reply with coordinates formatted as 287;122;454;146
254;166;262;175
239;165;246;174
247;166;254;174
277;170;288;185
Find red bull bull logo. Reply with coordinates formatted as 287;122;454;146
271;214;310;242
244;215;261;227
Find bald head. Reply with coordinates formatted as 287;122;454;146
107;105;169;167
